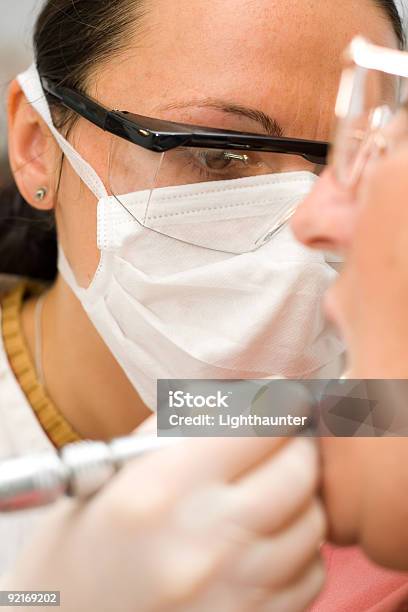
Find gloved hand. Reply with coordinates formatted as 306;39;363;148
1;436;325;612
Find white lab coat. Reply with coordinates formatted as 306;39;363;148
0;276;55;576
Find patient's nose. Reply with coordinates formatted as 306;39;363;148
291;169;357;254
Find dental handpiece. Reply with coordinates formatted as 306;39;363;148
0;436;178;513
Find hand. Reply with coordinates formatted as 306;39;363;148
1;436;325;612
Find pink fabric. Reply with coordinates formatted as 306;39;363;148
309;545;408;612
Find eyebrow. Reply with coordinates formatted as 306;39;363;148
158;98;284;137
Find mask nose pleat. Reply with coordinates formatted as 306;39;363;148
108;172;317;254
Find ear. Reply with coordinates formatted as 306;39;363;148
7;79;61;211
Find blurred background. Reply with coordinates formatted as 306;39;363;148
0;0;40;186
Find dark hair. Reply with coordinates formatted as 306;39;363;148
0;0;147;281
376;0;406;49
0;0;405;281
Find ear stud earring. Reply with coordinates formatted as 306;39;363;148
35;187;48;201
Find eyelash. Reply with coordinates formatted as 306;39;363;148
183;149;255;180
173;148;323;179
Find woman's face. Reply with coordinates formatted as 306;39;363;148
9;0;397;286
292;107;408;569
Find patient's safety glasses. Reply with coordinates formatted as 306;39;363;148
332;36;408;187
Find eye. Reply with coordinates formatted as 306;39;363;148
196;150;250;171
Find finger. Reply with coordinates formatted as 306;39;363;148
232;500;326;589
108;436;289;502
100;436;292;537
259;557;325;612
231;438;319;534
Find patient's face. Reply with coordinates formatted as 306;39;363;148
321;437;408;571
292;143;408;570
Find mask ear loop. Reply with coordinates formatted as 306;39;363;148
17;64;108;201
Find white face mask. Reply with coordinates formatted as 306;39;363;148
18;65;344;409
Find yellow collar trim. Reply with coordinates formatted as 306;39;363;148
1;281;81;449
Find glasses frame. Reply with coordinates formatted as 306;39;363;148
346;36;408;80
40;76;329;166
335;36;408;122
333;36;408;186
